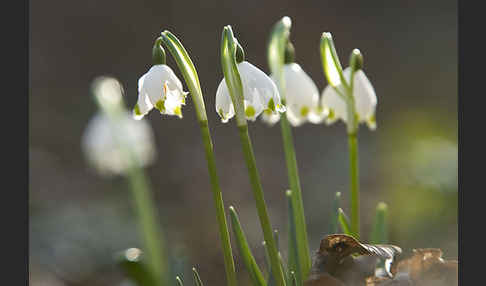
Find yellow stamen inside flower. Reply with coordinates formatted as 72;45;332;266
163;82;168;95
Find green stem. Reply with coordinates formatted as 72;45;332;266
159;31;237;286
238;125;287;286
199;120;238;286
347;132;360;239
279;113;311;277
126;165;167;286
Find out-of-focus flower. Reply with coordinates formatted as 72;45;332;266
216;61;285;123
133;64;188;120
82;112;156;176
321;68;377;130
263;63;327;126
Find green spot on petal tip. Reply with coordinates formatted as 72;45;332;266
245;106;256;118
155;99;165;112
133;104;142;116
328;109;335;120
174;106;182;117
268;98;275;112
300;106;309;117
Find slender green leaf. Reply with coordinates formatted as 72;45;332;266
228;26;286;285
289;271;297;286
176;276;184;286
117;248;157;286
268;17;311;280
160;31;207;122
267;16;291;92
273;230;280;250
221;26;246;126
161;30;238;286
262;241;275;286
329;192;341;234
319;32;348;89
286;190;302;286
338;208;353;237
278;252;289;286
370;202;388;244
192;267;204;286
229;206;267;286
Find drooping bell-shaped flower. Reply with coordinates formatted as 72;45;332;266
82;112;157;176
216;61;285;123
263;63;328;126
133;64;188;120
321;67;377;129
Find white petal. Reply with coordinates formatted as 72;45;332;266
81;112;156;176
307;108;329;124
342;68;377;124
138;64;185;107
286;107;305;127
215;79;235;123
133;93;153;120
278;63;321;125
321;68;377;129
351;69;377;123
243;91;265;121
237;61;283;114
321;84;347;125
261;110;280;125
163;82;186;118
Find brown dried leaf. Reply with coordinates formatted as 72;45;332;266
320;234;402;262
365;274;413;286
382;248;458;286
305;273;347;286
305;234;402;286
396;248;458;286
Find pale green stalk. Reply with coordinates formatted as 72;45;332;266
126;163;168;286
160;32;237;286
345;68;360;239
221;26;286;286
320;33;361;239
237;124;287;286
92;77;167;286
268;17;311;279
347;131;360;239
279;100;311;278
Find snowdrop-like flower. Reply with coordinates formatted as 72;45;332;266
82;112;156;176
216;61;285;123
321;67;377;130
133;64;188;120
263;63;328;126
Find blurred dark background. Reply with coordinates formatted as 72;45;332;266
29;0;457;285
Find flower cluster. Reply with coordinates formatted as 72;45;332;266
131;41;377;132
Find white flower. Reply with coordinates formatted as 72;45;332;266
82;112;156;176
133;64;188;120
216;61;285;123
263;63;328;126
321;67;377;129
